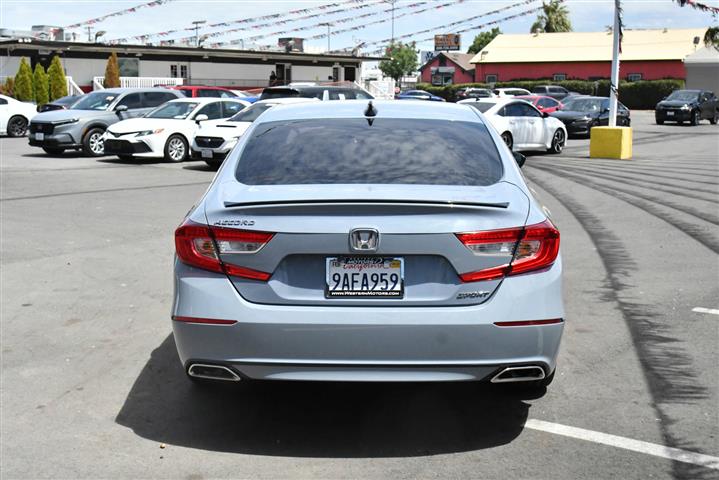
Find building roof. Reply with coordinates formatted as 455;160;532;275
419;52;475;72
471;28;707;64
684;46;719;65
0;39;384;63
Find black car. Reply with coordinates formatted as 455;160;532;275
655;89;718;125
550;96;630;136
260;85;373;101
456;88;494;101
531;85;580;100
37;94;81;113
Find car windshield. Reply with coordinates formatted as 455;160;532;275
666;91;699;102
562;98;605;112
465;102;494;113
146;102;200;119
55;95;80;106
71;92;118;110
228;103;273;122
236;118;503;186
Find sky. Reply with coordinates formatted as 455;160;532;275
1;0;717;55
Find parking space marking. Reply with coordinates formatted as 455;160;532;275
692;307;719;316
525;419;719;470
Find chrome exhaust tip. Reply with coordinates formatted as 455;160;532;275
188;363;241;382
490;365;546;383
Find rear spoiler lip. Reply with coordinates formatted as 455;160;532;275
223;199;509;209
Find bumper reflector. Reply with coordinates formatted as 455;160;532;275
494;318;564;327
172;315;237;325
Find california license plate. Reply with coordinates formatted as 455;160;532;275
201;149;213;158
35;132;44;141
326;257;404;298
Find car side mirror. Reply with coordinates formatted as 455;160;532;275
115;105;128;113
542;111;549;118
513;151;526;168
195;114;208;124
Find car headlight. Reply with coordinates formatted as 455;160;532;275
681;104;691;110
135;128;164;137
53;118;79;126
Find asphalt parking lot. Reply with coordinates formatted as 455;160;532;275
1;111;717;479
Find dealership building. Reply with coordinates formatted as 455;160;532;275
471;28;707;83
0;38;381;93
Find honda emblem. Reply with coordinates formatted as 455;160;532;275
349;228;379;252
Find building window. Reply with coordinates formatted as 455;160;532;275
170;65;178;78
117;58;139;77
553;73;567;81
485;74;498;84
431;72;454;86
180;65;188;79
627;73;642;82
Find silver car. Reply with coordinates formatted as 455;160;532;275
172;100;564;388
28;88;182;156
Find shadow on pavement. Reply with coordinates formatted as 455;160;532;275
183;163;217;172
116;335;535;457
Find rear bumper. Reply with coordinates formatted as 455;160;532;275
171;257;565;382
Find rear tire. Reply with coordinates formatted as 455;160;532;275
42;146;65;155
7;115;28;137
164;134;188;162
82;127;105;157
548;129;565;154
501;131;513;151
656;118;664;125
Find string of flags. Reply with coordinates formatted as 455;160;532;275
357;0;541;54
209;0;466;48
65;0;175;29
109;0;376;44
672;0;719;14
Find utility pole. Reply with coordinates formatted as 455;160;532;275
391;0;396;43
192;20;206;47
320;22;333;52
608;0;621;127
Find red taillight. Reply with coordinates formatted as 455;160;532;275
174;220;274;281
456;219;559;282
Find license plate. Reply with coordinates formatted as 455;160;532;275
35;132;44;141
201;149;213;158
326;257;404;298
667;111;674;116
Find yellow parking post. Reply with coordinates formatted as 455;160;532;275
589;126;632;160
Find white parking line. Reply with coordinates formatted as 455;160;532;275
525;419;719;470
692;307;719;316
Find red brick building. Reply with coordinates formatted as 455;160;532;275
419;52;475;86
470;28;706;83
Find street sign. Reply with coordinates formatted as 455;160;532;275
434;34;461;51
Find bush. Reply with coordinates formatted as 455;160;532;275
103;52;121;88
416;78;685;109
13;57;33;102
33;63;49;106
47;55;68;101
0;76;14;96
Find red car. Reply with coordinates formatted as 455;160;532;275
516;95;563;113
169;86;239;98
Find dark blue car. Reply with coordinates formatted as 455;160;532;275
395;90;446;102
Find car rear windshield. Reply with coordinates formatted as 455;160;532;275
229;103;273;122
235;118;503;186
260;88;300;100
464;102;494;113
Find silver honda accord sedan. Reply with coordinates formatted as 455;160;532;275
172;100;564;388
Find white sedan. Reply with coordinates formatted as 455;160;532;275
191;97;317;167
0;94;37;137
459;98;567;154
102;97;249;162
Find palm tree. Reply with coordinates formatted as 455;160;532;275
531;0;573;33
704;27;719;50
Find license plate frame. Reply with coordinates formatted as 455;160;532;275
35;132;44;141
201;149;213;158
325;256;404;298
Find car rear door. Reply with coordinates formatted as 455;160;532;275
502;102;531;147
201;116;534;308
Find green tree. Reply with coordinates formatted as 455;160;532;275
33;63;49;106
530;0;573;33
704;26;719;50
103;52;121;88
379;41;419;86
47;55;68;101
467;28;501;54
0;77;14;96
13;57;33;102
